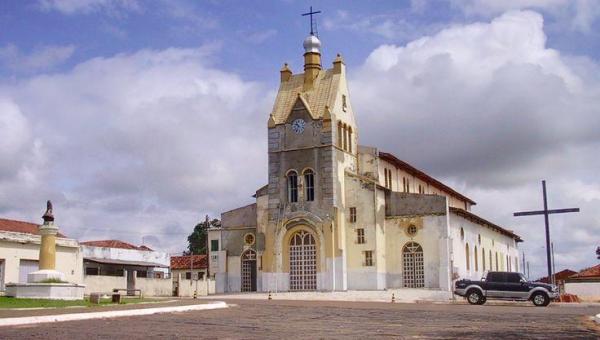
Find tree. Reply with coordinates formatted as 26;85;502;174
186;215;221;255
596;246;600;260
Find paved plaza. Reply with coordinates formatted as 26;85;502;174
1;299;599;339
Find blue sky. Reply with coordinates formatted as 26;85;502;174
1;0;599;279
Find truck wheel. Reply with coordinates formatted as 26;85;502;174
531;292;550;307
467;290;483;305
479;297;487;305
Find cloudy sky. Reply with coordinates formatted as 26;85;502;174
0;0;598;277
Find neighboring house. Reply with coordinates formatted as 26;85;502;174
565;264;600;301
170;255;211;297
0;218;82;291
80;240;171;296
537;269;578;294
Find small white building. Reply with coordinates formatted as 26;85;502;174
80;240;171;296
0;218;83;292
565;264;600;301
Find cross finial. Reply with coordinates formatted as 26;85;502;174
301;6;322;36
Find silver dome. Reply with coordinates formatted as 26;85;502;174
303;34;321;53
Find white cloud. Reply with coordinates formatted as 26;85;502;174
0;46;271;252
449;0;600;33
37;0;140;15
0;44;75;73
352;10;600;277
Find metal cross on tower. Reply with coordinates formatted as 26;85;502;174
302;6;321;36
513;180;579;281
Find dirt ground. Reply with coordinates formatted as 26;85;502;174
2;299;599;339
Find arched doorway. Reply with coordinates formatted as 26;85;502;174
241;249;257;292
289;230;317;291
403;242;424;288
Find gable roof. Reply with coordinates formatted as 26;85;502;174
449;207;522;242
537;269;578;283
0;218;67;238
569;264;600;279
80;239;152;251
379;152;476;205
170;254;207;270
270;69;339;124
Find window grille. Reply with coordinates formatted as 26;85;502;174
349;207;357;223
289;231;317;291
364;250;373;266
357;228;365;244
403;242;424;288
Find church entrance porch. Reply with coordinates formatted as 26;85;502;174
241;249;257;292
289;231;317;291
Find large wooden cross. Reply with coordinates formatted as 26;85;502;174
302;6;321;36
514;180;579;280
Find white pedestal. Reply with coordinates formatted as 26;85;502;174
5;283;85;300
28;269;66;283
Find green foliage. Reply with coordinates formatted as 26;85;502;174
186;215;221;255
37;278;68;283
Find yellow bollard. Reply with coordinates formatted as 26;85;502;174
391;293;395;303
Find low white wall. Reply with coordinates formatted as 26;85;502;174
136;277;172;296
84;275;126;295
176;278;215;297
565;281;600;301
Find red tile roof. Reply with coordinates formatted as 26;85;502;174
570;264;600;279
449;207;522;241
379;152;476;205
170;255;207;270
538;269;578;283
0;218;67;237
80;239;152;251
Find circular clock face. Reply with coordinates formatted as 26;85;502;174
291;119;306;134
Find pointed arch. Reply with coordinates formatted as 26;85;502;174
465;243;470;271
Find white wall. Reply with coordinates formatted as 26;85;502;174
565;282;600;301
449;213;520;281
136;277;172;296
175;277;215;297
83;275;127;295
0;232;83;289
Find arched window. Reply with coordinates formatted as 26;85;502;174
304;169;315;202
460;227;464;241
403;242;424;288
465;243;470;271
489;250;492;271
337;121;343;147
482;248;486;271
474;245;478;271
495;252;499;270
342;124;348;151
507;255;510;272
287;170;298;203
347;126;353;153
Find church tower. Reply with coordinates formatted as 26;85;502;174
261;31;358;292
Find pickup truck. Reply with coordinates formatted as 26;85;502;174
454;271;558;307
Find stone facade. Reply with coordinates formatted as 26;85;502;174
208;34;522;293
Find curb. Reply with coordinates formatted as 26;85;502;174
0;301;228;327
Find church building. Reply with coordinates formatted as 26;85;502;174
208;32;522;293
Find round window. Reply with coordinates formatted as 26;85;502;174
407;225;417;236
244;233;255;246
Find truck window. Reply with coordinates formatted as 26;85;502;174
487;272;505;282
506;273;521;283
